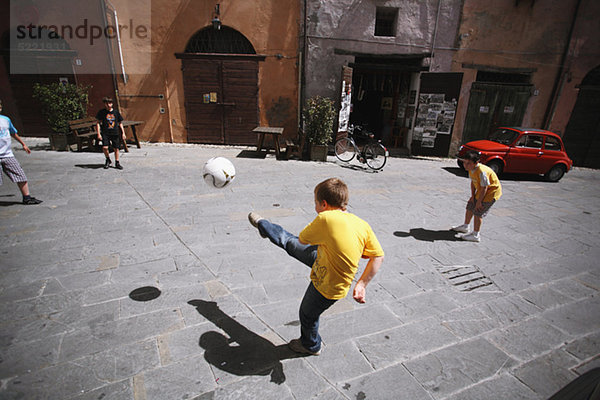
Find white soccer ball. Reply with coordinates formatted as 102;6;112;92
202;157;236;188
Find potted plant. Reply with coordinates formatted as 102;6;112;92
303;96;335;161
32;82;90;151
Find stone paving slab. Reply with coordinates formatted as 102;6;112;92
444;373;538;400
356;317;459;369
1;139;599;399
403;337;517;398
512;349;582;399
343;363;434;400
484;317;571;362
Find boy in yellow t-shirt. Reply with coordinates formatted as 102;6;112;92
452;150;502;242
248;178;384;356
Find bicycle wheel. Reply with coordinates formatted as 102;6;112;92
364;143;387;170
334;138;356;162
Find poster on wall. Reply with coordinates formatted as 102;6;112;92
413;127;424;141
413;93;458;148
421;137;435;148
338;81;352;132
413;72;463;156
338;66;353;133
423;128;437;138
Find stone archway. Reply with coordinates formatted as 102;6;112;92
175;26;264;145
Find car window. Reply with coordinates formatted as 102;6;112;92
544;136;562;151
516;134;543;149
489;129;519;145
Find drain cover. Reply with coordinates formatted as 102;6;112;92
436;265;497;292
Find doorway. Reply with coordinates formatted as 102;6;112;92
348;55;426;148
562;65;600;168
350;69;412;147
462;80;532;143
176;27;264;145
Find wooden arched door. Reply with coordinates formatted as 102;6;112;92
175;27;264;145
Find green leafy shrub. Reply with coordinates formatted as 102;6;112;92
304;96;335;145
32;83;90;133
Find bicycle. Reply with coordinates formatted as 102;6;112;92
334;125;388;170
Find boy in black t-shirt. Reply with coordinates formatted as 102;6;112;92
96;97;126;169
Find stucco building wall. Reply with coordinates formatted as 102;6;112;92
545;0;600;134
303;0;462;100
0;0;116;133
450;0;598;153
115;0;300;143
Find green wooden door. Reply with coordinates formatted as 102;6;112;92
462;84;499;143
462;82;532;143
493;85;531;129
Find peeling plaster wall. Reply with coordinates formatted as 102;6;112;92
547;0;600;134
116;0;300;143
304;0;462;100
450;0;599;152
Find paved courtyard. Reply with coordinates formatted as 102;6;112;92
0;139;598;400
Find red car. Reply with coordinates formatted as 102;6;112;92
457;127;573;182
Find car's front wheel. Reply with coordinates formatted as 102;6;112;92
486;160;503;176
545;164;566;182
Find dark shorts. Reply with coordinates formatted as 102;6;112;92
0;157;27;185
466;198;496;218
101;133;121;149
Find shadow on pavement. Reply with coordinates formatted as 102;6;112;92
75;164;105;169
129;286;161;302
0;201;22;206
394;228;462;242
442;166;550;182
335;162;380;173
188;299;304;385
442;166;468;178
497;172;547;182
236;150;267;159
548;368;600;400
28;143;53;151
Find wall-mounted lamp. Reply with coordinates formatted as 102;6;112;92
212;4;221;30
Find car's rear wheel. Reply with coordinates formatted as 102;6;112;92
486;160;503;176
545;164;566;182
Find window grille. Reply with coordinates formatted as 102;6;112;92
374;7;398;37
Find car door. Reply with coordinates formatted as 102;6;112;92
538;135;565;172
504;134;545;173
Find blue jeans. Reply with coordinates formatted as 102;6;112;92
258;219;337;352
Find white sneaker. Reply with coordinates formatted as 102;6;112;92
451;224;469;233
461;232;481;242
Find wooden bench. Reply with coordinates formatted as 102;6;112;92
68;117;99;152
69;117;142;152
253;126;284;159
122;120;143;149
